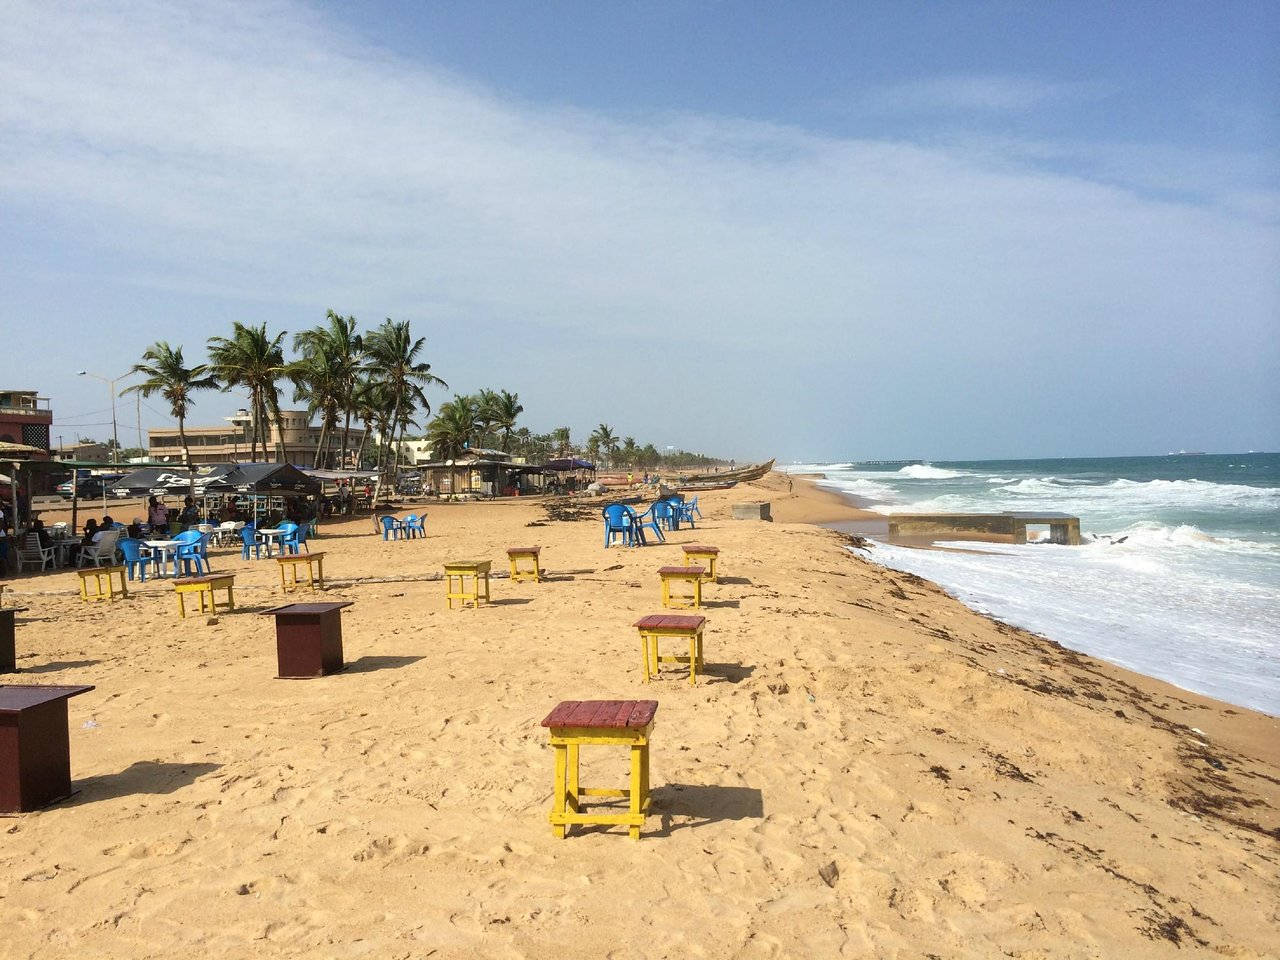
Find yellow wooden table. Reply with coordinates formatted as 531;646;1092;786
506;546;542;583
78;565;128;602
444;559;491;608
634;614;706;685
277;551;326;592
542;700;658;840
681;545;720;582
658;565;704;609
174;574;236;618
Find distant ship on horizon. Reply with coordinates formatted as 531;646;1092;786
1167;450;1207;456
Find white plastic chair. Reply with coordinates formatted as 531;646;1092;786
16;532;54;571
78;529;120;567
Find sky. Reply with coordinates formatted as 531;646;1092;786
1;0;1277;462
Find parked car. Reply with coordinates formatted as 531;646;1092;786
57;474;122;499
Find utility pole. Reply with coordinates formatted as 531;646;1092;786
77;370;128;465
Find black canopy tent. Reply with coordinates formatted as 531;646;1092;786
110;462;321;528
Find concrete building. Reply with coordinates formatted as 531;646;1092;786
148;409;366;467
0;390;52;457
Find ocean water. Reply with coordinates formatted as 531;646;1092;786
787;454;1280;715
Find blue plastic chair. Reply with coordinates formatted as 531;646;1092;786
239;526;264;560
118;537;157;582
633;506;666;544
402;514;426;539
379;515;401;541
652;499;679;532
174;530;210;575
602;504;637;547
675;497;697;528
277;522;303;555
687;496;702;518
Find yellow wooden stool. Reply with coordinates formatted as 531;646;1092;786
78;565;128;602
444;559;491;608
542;700;657;840
506;546;542;583
681;545;720;582
174;574;236;618
277;551;326;592
658;565;704;609
635;614;706;685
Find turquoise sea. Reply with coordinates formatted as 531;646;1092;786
787;453;1280;715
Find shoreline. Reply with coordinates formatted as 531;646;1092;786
1;479;1276;955
779;471;1279;741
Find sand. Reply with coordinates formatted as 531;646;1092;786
1;475;1277;958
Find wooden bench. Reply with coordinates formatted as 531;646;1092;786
542;700;657;840
77;565;128;602
681;545;720;582
657;565;704;610
277;551;326;592
174;574;236;618
444;560;491;608
506;546;542;583
634;614;706;685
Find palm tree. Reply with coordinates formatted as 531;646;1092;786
294;311;363;468
362;319;447;483
474;389;499;448
207;322;288;461
589;423;619;469
482;390;524;452
123;342;218;484
287;344;343;468
620;436;638;468
425;395;479;461
551;426;572;457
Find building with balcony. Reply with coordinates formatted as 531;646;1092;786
0;390;52;457
147;410;366;467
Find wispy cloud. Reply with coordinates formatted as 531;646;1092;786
0;0;1276;456
858;74;1107;114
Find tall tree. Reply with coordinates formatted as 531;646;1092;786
589;423;619;468
287;344;343;468
551;426;572;457
620;436;638;468
207;322;287;462
123;342;218;485
425;395;479;461
362;318;447;483
294;311;363;468
482;389;524;452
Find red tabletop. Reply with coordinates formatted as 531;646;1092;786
174;575;234;586
633;614;706;630
0;685;95;714
682;545;720;554
542;700;658;729
260;602;353;616
658;566;704;576
506;546;541;555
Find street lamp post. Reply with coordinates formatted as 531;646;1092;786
76;370;126;465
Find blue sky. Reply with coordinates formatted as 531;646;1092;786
1;0;1277;460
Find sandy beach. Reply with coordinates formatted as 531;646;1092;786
2;473;1277;958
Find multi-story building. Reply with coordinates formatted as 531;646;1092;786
0;390;52;457
148;410;366;467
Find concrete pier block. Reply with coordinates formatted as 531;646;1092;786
732;501;772;521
